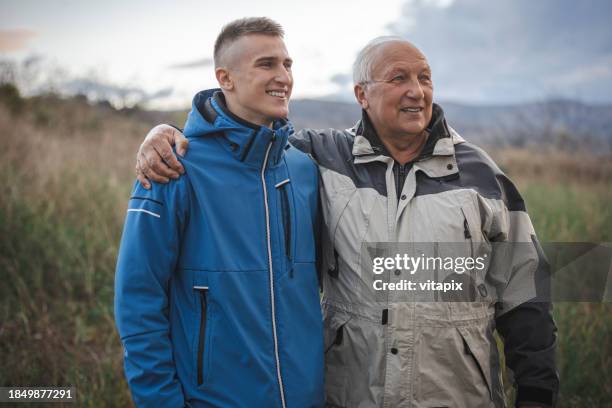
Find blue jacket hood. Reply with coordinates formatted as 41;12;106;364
183;89;294;167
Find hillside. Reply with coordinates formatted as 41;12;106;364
289;98;612;151
119;94;612;153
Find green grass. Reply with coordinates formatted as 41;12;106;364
519;181;612;242
515;180;612;406
0;172;133;407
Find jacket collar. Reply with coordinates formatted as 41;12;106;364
352;103;451;158
185;89;291;168
351;103;462;178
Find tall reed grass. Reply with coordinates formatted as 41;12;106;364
0;95;609;406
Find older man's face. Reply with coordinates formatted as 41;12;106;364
359;42;433;140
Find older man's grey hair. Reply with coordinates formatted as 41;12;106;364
352;36;412;86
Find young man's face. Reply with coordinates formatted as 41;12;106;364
219;34;293;127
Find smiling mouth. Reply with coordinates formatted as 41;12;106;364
400;107;423;113
266;90;287;99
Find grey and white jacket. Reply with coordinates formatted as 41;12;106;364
290;104;558;408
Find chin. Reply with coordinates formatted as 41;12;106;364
408;118;427;130
271;108;289;119
400;124;424;134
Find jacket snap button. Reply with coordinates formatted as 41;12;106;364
390;348;398;355
400;194;407;200
394;269;401;276
447;163;453;170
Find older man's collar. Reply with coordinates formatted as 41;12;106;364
352;103;452;158
355;111;390;156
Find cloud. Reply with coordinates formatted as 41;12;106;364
0;29;36;52
330;73;352;87
385;0;612;103
167;58;213;69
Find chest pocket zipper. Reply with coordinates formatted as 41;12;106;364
460;208;474;258
461;208;482;300
194;286;208;386
277;179;293;277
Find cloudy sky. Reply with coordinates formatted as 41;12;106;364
1;0;611;107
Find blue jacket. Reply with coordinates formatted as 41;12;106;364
115;90;324;407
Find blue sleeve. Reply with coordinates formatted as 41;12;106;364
114;177;190;408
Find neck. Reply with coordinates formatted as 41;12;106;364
223;94;273;129
378;130;429;165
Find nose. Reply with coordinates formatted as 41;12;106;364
404;77;424;100
274;66;292;86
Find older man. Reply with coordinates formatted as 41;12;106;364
135;37;558;408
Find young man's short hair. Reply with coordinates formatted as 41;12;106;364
213;17;284;68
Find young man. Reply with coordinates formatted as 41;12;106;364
114;17;324;408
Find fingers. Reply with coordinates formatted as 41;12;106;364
137;150;170;184
148;125;185;174
157;130;186;174
136;163;151;190
144;146;177;180
136;154;152;190
136;124;188;185
174;130;190;158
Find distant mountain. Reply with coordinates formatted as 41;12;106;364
288;98;612;151
137;98;612;152
288;99;360;132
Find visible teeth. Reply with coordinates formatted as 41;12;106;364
267;91;286;97
402;107;421;112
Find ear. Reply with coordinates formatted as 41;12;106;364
354;83;368;110
216;67;233;91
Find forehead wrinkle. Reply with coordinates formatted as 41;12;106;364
371;42;430;77
380;60;431;76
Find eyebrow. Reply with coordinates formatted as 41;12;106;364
384;64;431;76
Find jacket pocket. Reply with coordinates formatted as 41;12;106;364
278;180;293;276
194;285;209;386
414;325;497;407
322;309;352;407
457;326;494;401
325;321;347;354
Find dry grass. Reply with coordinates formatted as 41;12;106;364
489;146;612;186
0;94;609;406
0;96;149;407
